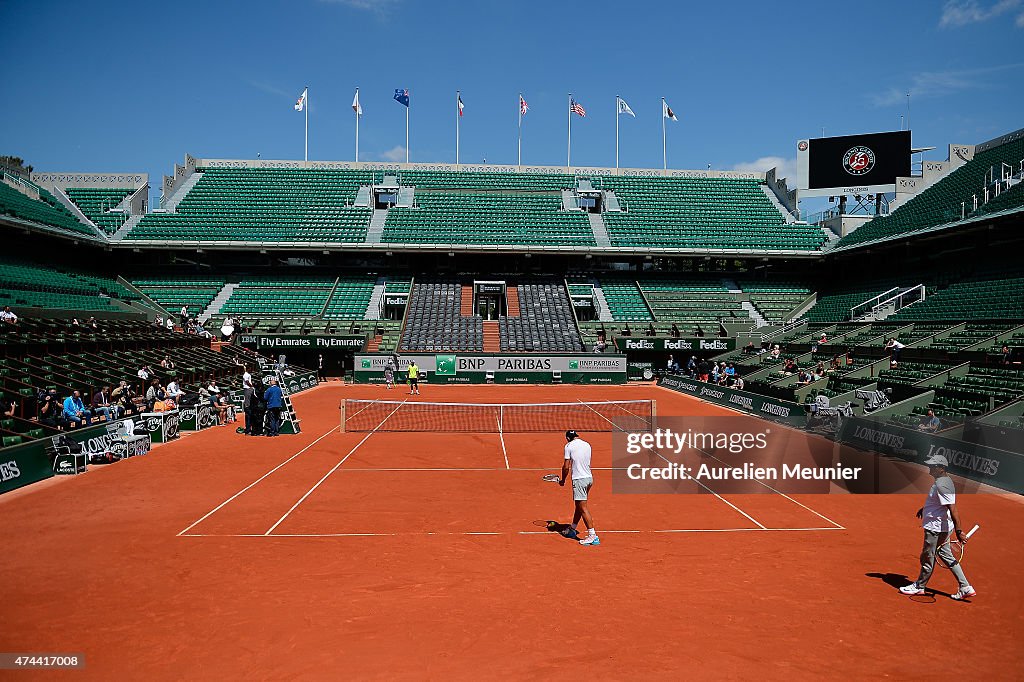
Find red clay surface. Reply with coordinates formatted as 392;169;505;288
1;383;1022;680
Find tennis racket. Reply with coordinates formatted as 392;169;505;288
542;474;562;483
944;524;979;566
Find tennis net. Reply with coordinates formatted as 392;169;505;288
341;399;655;433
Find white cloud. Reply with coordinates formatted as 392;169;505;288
1017;10;1024;24
732;156;797;183
379;145;407;162
939;0;1021;26
870;62;1024;107
247;80;293;99
318;0;401;14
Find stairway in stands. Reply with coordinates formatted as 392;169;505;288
366;334;382;352
506;286;520;317
483;321;500;352
460;284;474;316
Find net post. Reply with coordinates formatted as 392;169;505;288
651;399;657;419
339;400;346;433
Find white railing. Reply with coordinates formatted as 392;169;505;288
852;284;926;320
849;287;900;320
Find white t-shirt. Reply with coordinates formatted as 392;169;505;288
891;341;906;350
564;438;593;480
922;476;955;533
0;310;16;323
242;372;253;389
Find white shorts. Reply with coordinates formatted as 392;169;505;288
572;477;593;501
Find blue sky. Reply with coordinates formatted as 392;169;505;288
1;0;1022;200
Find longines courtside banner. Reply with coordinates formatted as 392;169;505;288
615;338;735;353
837;416;1024;494
659;376;807;427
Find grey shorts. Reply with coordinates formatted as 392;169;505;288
572;477;593;501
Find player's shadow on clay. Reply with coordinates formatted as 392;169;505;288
865;572;952;599
532;520;579;540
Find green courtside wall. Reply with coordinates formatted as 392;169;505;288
837;416;1024;494
659;375;807;427
354;354;626;385
0;417;150;494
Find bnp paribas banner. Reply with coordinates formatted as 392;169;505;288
659;375;806;427
615;338;735;353
354;354;626;384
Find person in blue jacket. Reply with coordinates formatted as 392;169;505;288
62;389;92;428
263;377;283;437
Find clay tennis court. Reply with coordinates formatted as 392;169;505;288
1;383;1022;679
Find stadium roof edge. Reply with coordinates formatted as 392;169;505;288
192;157;767;180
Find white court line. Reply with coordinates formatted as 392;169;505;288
263;400;407;536
176;424;340;536
179;526;845;538
693;447;846;530
576;399;768;530
497;413;509;469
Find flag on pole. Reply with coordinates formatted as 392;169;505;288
663;99;678;121
520;95;529;116
458;94;464;117
352;89;362;115
294;88;307;112
617;97;635;117
570;98;586;117
394;88;410;107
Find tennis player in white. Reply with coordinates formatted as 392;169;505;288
899;454;976;599
559;430;599;546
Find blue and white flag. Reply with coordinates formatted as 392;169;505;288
394;88;410;107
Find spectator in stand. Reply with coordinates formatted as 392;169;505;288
1000;344;1011;365
165;317;174;332
180;305;189;328
918;409;942;433
697;359;710;382
686;356;698;378
0;392;15;418
694;325;704;338
770;345;781;360
725;363;736;379
138;365;151;383
206;379;223;411
91;385;118;421
146;379;164;411
734;376;745;390
161;356;175;371
166;379;184;402
646;323;656;337
154;315;163;328
39;388;60;427
796;370;811;386
743;341;755;355
885;338;905;365
111;381;131;415
666;355;679;373
62;390;92;427
0;305;18;326
263;377;284;437
87;317;98;329
819;333;828;345
783;358;798;374
829;356;842;373
71;317;80;327
670;323;680;338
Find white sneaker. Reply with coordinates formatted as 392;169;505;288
579;535;600;546
951;586;977;600
899;583;925;595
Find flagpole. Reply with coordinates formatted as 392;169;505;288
405;97;410;164
304;86;309;162
456;90;460;168
354;87;360;162
661;97;667;171
615;96;620;171
567;93;572;171
517;93;522;170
